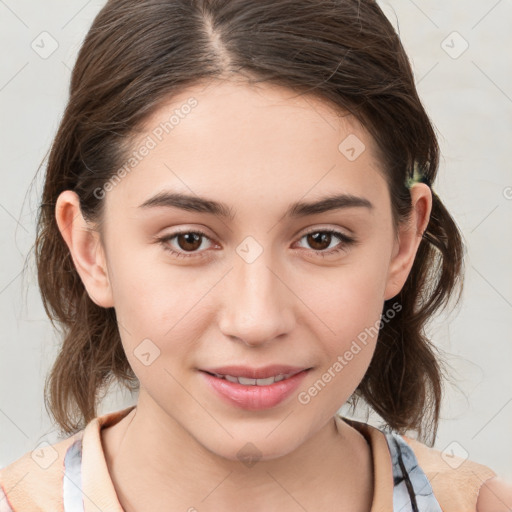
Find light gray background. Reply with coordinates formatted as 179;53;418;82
1;0;511;480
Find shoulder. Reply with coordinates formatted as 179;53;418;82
475;476;512;512
403;435;509;512
0;407;133;511
0;431;82;512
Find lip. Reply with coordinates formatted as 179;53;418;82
199;364;309;379
199;368;312;410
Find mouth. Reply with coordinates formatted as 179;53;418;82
199;364;311;381
198;366;313;410
201;370;305;386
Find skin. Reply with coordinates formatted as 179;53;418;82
55;78;434;511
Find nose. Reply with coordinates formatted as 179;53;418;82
217;248;295;348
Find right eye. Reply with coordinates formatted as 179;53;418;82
294;228;357;257
156;230;215;259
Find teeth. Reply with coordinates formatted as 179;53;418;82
238;376;258;385
255;376;278;385
213;373;292;385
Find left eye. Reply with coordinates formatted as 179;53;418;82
157;228;356;259
296;229;355;255
158;230;213;258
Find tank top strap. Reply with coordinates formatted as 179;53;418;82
384;431;443;511
63;438;85;512
401;434;497;511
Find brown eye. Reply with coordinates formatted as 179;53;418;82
305;232;334;251
175;232;203;252
157;230;213;259
296;229;356;257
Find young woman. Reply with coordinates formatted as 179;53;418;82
1;0;510;511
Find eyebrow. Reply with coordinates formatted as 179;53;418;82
138;191;373;220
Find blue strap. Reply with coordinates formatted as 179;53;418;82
63;438;85;512
61;426;443;511
384;431;443;512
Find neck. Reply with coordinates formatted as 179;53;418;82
102;396;373;512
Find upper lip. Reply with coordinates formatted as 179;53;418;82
200;365;311;379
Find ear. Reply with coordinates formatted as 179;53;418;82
383;183;432;301
55;190;114;308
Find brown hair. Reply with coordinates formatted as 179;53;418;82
35;0;464;444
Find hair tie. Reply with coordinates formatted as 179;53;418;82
405;160;431;189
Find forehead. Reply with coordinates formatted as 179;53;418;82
107;79;388;217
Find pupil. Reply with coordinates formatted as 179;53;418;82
308;232;330;250
179;233;201;251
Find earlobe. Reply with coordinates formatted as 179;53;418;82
55;190;114;308
383;183;432;301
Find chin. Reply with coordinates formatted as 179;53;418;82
197;427;304;465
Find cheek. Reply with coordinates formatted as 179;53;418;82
294;252;391;389
296;275;383;414
107;246;215;356
299;257;389;334
107;236;186;315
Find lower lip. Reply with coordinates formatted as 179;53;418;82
200;370;310;410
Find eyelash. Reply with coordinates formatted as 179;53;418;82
156;228;357;260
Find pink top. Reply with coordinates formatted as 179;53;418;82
0;405;497;511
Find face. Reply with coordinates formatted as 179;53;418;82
58;78;430;461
